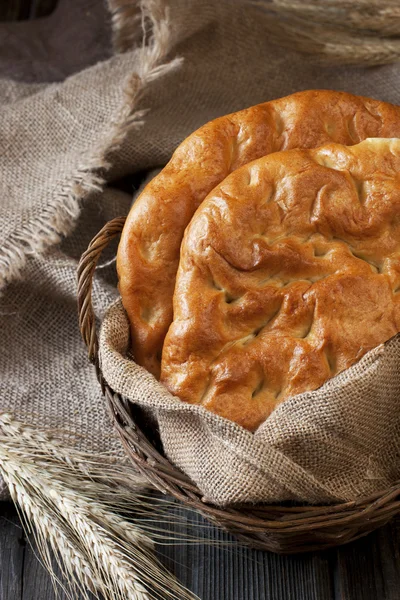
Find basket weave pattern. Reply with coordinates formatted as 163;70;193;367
77;217;400;553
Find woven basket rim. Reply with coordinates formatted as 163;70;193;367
77;215;400;553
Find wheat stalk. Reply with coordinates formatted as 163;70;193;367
0;447;149;600
251;0;400;65
0;414;199;600
5;473;101;600
0;414;218;542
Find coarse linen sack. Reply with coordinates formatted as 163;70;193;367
100;299;400;506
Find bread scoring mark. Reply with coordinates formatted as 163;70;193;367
313;153;337;169
139;240;156;261
257;232;284;244
274;111;284;137
324;348;337;374
260;276;321;289
301;233;314;244
282;277;323;288
140;306;150;322
349;173;365;204
210;245;249;273
212;305;284;361
310;184;329;223
324;122;336;138
248;166;259;187
229;137;239;171
308;274;326;283
313;245;330;257
346;114;359;144
299;304;316;339
258;275;279;286
277;202;286;224
252;304;283;337
252;379;265;398
229;120;252;171
225;117;241;171
200;378;212;403
349;249;381;273
362;102;382;124
225;291;242;304
209;273;242;303
272;108;286;150
265;182;276;204
242;333;257;346
211;278;222;290
331;235;350;246
329;237;382;273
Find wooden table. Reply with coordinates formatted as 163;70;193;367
0;0;56;20
1;500;400;600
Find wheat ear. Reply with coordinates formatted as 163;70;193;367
252;0;400;65
0;417;199;600
0;414;219;542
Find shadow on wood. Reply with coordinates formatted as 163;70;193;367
2;501;400;600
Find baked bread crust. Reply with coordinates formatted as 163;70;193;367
117;90;400;378
161;139;400;431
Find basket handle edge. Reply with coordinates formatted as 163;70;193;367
77;216;127;363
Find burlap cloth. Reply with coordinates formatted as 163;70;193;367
1;0;400;503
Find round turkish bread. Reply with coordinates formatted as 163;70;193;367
117;90;400;380
160;138;400;431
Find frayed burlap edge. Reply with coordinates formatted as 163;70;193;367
108;0;143;54
0;0;182;291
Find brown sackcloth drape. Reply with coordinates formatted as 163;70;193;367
1;0;400;502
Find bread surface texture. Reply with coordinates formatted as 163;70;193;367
160;139;400;431
117;91;400;377
117;92;400;378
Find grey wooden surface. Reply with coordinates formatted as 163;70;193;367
0;0;57;21
1;501;400;600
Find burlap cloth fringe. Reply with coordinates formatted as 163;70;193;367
2;0;400;501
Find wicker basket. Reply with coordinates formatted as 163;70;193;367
77;216;400;554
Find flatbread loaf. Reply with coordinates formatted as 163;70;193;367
161;139;400;431
117;91;400;378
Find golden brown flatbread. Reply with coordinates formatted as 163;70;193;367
161;139;400;431
117;91;400;378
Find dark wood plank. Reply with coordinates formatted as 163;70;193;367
0;502;25;600
22;537;79;600
2;501;400;600
0;502;94;600
0;0;57;21
28;0;58;19
0;1;33;21
155;505;336;600
334;520;400;600
23;521;98;600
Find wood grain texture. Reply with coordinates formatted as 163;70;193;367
156;506;337;600
1;501;400;600
0;0;57;21
0;504;24;600
0;503;97;600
